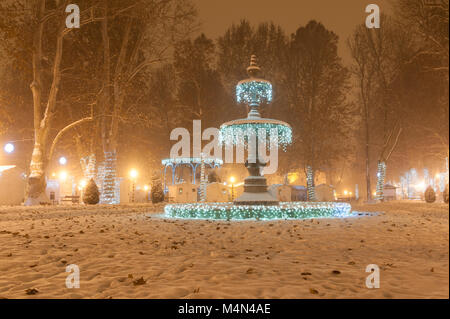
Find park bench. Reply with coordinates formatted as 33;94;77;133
61;195;80;204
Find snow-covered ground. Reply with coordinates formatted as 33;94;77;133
0;201;448;298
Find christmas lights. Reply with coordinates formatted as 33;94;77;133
199;154;206;202
219;121;292;149
236;80;273;106
81;154;96;180
99;151;119;204
162;157;223;193
375;161;386;201
306;166;317;201
161;157;223;166
165;202;352;220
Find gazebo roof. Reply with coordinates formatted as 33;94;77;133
162;157;223;166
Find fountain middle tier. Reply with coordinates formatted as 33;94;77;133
219;117;292;205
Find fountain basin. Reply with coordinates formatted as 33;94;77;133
164;202;352;220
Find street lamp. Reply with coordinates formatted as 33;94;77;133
129;169;138;203
59;156;67;165
3;143;14;154
59;171;68;181
129;169;138;179
143;185;150;202
78;179;88;199
79;179;87;189
229;176;236;201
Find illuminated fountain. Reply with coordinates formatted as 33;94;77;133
165;56;351;220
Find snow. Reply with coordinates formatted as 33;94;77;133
0;201;447;298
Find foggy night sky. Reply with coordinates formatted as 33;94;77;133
195;0;392;62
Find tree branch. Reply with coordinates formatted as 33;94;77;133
48;117;93;163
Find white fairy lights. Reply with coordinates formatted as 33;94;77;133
306;166;317;201
375;161;386;200
165;202;351;220
236;80;273;106
219;123;292;149
161;157;223;166
100;151;119;204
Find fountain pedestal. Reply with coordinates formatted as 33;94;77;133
234;143;278;205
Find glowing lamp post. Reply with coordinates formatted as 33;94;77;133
144;185;150;202
59;156;67;165
129;169;138;203
229;176;236;201
3;143;14;154
59;171;68;181
78;179;87;199
78;179;87;190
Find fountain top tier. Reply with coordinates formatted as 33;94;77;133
236;55;273;117
220;55;292;148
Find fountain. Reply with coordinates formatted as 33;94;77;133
165;55;351;220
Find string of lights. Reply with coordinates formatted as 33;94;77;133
165;202;352;220
376;161;386;201
219;123;292;150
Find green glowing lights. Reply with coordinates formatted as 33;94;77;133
236;79;273;106
219;120;293;149
164;202;352;220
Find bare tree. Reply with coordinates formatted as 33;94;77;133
96;0;197;203
0;1;102;204
283;21;351;200
396;0;449;163
348;25;377;201
349;14;421;201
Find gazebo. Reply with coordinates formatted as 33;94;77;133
162;157;223;193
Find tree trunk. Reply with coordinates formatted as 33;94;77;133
306;165;316;201
364;115;372;201
25;0;47;205
25;142;48;205
98;0;118;204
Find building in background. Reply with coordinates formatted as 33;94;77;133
268;184;292;202
383;184;397;201
315;184;335;202
205;182;229;202
167;183;199;203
